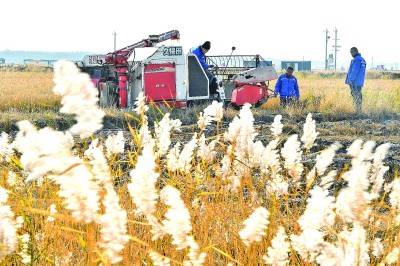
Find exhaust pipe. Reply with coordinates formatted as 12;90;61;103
221;46;236;78
215;46;236;103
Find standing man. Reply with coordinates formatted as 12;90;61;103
345;47;366;113
274;66;300;109
188;41;215;86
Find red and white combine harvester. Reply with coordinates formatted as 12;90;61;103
76;30;278;109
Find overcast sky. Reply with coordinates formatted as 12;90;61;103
1;0;399;69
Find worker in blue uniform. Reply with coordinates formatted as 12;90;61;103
274;66;300;109
345;47;366;113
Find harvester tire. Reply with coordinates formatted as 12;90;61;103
225;102;240;111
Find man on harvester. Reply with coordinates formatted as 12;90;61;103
188;41;219;95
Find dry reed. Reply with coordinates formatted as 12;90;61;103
1;63;400;265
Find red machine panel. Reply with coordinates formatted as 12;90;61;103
231;84;267;106
144;63;176;101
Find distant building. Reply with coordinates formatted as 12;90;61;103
281;61;311;71
0;58;5;64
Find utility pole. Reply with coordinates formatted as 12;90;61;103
113;31;117;51
324;28;330;70
332;28;341;70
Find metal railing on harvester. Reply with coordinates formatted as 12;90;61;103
206;54;272;81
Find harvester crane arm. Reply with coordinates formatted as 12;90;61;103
104;30;180;65
104;30;180;107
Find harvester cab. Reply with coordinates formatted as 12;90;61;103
76;30;278;109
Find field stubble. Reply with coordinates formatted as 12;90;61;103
1;69;400;168
1;64;400;265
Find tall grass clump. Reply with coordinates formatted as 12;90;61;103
264;75;400;115
1;61;400;265
0;71;60;112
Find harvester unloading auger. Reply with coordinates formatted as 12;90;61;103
76;30;278;109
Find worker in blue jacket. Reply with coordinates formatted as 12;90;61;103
345;47;366;113
188;41;215;85
274;66;300;108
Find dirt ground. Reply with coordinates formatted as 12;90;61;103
2;111;399;176
176;111;400;175
249;112;400;175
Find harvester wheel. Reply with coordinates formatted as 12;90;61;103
254;101;263;108
254;96;269;108
225;102;240;111
187;100;196;108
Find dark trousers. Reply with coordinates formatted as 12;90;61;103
350;85;363;113
280;97;299;109
205;69;214;85
205;69;219;94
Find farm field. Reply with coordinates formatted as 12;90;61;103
1;63;400;265
1;66;400;164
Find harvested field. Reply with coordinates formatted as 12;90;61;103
1;66;400;171
1;65;400;265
